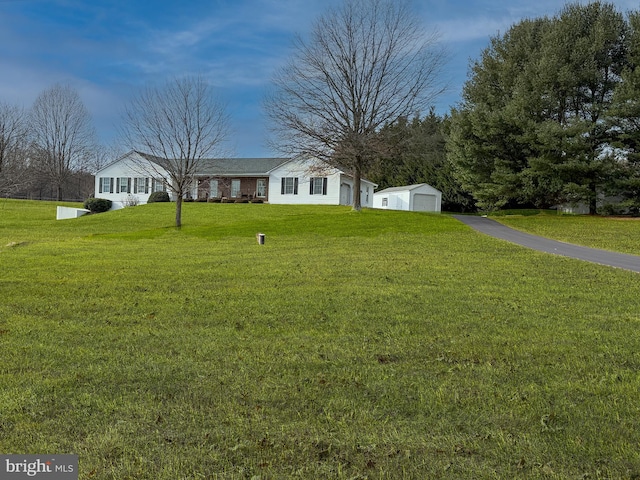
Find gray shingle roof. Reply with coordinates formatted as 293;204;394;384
375;184;427;194
194;157;290;175
135;151;289;176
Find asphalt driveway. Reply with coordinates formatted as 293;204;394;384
454;215;640;273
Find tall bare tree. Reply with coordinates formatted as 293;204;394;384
121;76;230;227
29;84;96;201
265;0;447;210
0;102;29;197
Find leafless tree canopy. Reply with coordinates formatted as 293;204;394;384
121;76;230;227
265;0;447;209
29;84;96;201
0;102;30;197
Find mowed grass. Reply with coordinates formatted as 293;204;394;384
1;200;640;479
493;211;640;255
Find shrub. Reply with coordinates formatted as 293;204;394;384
234;199;249;203
122;194;140;207
148;191;170;203
83;197;112;213
196;197;208;202
208;198;221;203
250;198;264;204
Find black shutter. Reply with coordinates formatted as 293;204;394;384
294;178;298;195
109;178;114;194
134;178;138;193
145;178;149;194
281;178;285;194
116;178;120;193
322;177;328;195
127;178;131;193
99;178;103;194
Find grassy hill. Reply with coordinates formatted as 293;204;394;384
1;200;639;479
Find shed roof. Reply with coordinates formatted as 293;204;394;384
374;183;441;195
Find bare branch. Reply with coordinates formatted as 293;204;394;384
265;0;447;210
29;84;96;201
120;76;230;227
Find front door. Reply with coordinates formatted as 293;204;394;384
231;179;241;198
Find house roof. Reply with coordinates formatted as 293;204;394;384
133;151;289;176
374;183;441;195
194;157;290;176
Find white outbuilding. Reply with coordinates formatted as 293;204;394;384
373;183;442;213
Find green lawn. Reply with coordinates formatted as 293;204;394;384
1;200;639;479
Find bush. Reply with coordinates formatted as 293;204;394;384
208;198;221;203
148;191;170;203
122;194;140;207
250;198;264;204
83;198;112;213
234;199;249;203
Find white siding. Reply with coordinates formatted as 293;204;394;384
268;158;375;207
94;152;170;209
373;184;442;212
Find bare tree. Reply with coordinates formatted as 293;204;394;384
88;142;126;174
266;0;447;210
29;84;96;201
121;76;230;227
0;102;30;197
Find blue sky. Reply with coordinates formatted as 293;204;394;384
1;0;637;158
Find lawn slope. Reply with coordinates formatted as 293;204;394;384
1;201;639;479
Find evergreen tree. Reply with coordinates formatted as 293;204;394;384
448;2;632;213
609;12;640;214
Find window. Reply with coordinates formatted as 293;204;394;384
210;179;218;198
382;197;388;207
310;177;327;195
231;179;241;197
118;177;130;194
99;177;113;194
256;179;267;197
152;178;165;192
281;177;298;195
134;177;148;194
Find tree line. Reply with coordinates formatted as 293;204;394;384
448;2;640;214
365;1;640;214
0;84;110;202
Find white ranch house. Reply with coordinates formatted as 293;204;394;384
94;151;376;209
373;183;442;213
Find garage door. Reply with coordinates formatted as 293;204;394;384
413;194;436;212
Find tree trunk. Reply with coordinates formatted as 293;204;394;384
175;195;183;228
352;166;362;211
589;189;598;215
57;184;62;201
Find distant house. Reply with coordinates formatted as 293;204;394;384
93;151;376;209
373;183;442;213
